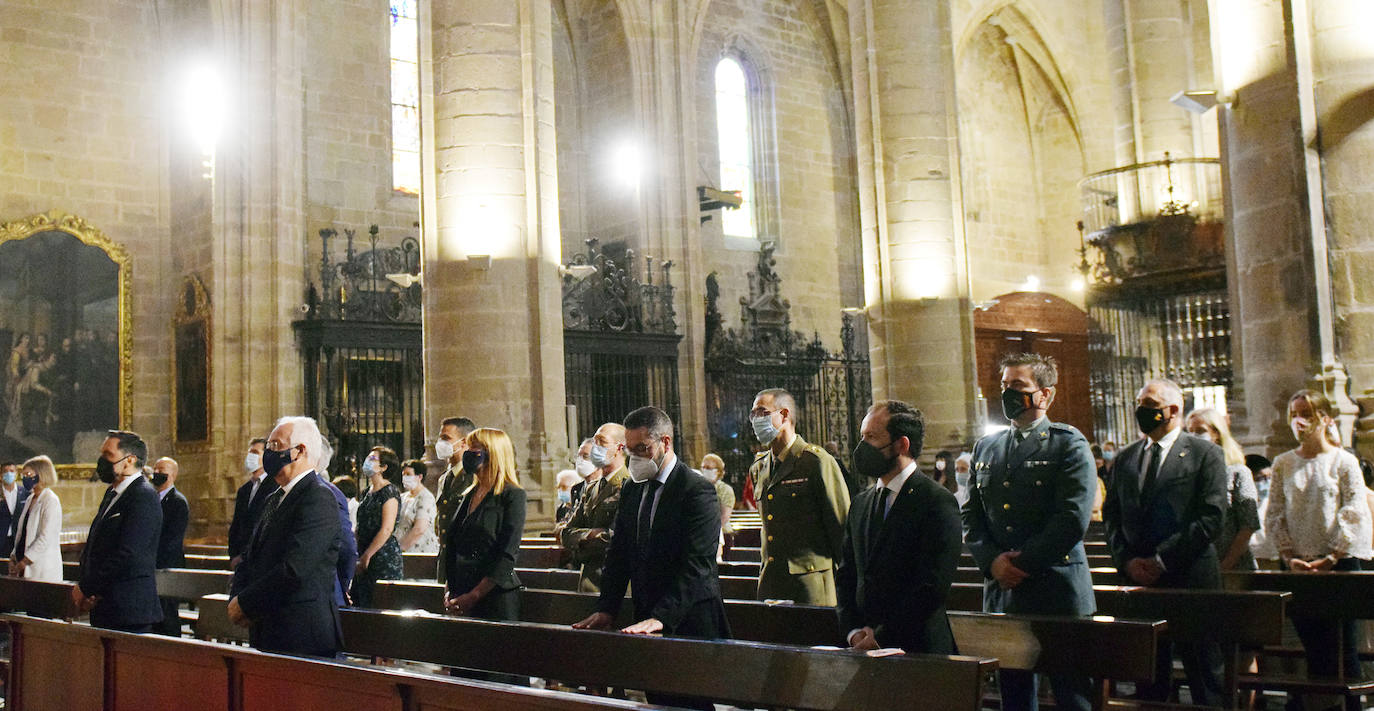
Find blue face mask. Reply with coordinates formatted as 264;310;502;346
1102;450;1116;462
557;489;571;505
751;415;780;445
589;444;612;469
362;459;378;476
1;470;14;485
1255;478;1270;500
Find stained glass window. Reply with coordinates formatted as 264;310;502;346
715;57;755;240
391;0;420;195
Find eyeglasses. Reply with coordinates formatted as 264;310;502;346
749;408;778;418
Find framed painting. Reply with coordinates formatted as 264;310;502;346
0;211;131;470
173;275;210;448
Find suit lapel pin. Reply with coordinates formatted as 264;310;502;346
1179;451;1187;458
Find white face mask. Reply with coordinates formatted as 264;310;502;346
575;457;596;477
435;439;455;462
701;467;718;481
402;474;421;491
244;452;261;473
935;460;946;472
628;454;659;483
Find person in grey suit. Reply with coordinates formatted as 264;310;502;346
963;353;1096;711
1102;379;1228;706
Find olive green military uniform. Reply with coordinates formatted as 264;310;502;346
434;465;472;585
751;435;851;605
559;467;630;592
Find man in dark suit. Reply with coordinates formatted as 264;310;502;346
228;438;279;569
228;416;343;657
964;354;1096;711
835;400;961;655
1102;379;1228;706
573;406;728;710
0;461;31;557
151;456;189;636
74;430;163;632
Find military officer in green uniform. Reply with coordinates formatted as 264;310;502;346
963;353;1095;711
560;423;631;592
748;388;851;606
433;416;475;585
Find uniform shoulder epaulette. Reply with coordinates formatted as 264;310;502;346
1048;422;1085;437
802;442;830;459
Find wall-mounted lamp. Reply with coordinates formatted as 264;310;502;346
385;272;422;288
559;264;598;281
841;306;866;316
1170;89;1219;114
467;254;491;270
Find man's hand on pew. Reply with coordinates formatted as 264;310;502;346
227;596;249;627
445;591;479;616
70;583;97;612
620;617;663;635
1125;557;1162;585
847;626;879;651
572;611;614;630
990;552;1028;589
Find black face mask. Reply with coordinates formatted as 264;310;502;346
262;446;297;478
94;455;121;484
149;472;169;488
21;474;35;490
1135;405;1168;434
1001;388;1036;421
462;449;486;476
852;440;897;479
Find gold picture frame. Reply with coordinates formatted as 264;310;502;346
0;210;132;479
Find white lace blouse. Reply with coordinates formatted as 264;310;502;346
1264;448;1373;560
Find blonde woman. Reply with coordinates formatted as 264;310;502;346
10;455;62;581
1266;389;1372;689
443;428;526;621
1185;408;1260;571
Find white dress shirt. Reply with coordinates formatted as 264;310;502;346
1139;426;1182;488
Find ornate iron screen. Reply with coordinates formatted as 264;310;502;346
294;225;425;478
562;240;682;443
704;244;870;488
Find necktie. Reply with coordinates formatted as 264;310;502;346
868;487;891;544
637;480;661;553
93;487;118;525
250;489;285;549
1142;442;1163;495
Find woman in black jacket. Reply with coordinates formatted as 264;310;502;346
443;427;526;621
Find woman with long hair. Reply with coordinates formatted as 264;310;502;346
442;427;526;622
1266;390;1372;706
1184;407;1260;571
9;455;61;582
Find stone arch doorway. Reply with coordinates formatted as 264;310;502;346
973;292;1094;441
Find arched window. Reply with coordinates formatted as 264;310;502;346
715;57;755;240
390;0;420;195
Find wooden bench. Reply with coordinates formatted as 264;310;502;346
725;546;761;562
1224;571;1374;703
182;554;233;571
194;593;993;711
4;611;652;710
717;560;760;577
952;566;1122;586
402;552;437;579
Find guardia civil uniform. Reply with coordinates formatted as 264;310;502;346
750;434;851;605
963;416;1096;711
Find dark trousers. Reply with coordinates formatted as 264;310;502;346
1290;558;1362;711
153;597;181;636
999;669;1093;711
1139;638;1225;707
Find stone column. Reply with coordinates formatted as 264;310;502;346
1210;0;1359;452
848;0;980;445
1306;1;1374;459
422;0;565;528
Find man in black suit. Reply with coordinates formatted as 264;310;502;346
0;461;31;557
963;353;1097;711
1102;379;1228;706
74;430;164;633
228;438;278;570
835;400;962;655
573;406;728;710
151;456;189;635
228;416;343;657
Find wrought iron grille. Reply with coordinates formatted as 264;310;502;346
1089;289;1232;444
562;239;682;443
296;224;425;481
704;244;871;490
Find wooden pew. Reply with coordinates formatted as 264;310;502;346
952;567;1122;586
516;567;581;591
344;609;994;711
0;575;79;619
959;552;1116;569
518;546;569;568
725;546;761;562
402;551;437;579
5;611;653;711
185;543;229;555
1224;571;1374;702
717;560;760;577
182;553;233;571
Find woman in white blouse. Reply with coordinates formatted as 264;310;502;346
1265;389;1372;690
9;455;62;582
396;459;439;554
